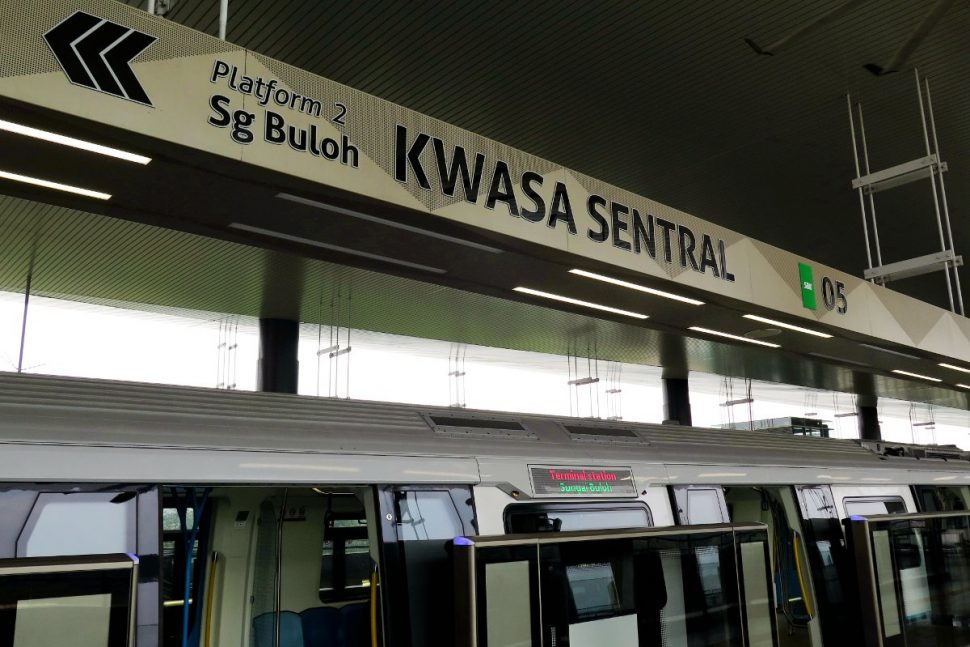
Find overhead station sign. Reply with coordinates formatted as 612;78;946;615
2;0;970;361
530;465;637;497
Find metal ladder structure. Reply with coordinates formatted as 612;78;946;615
847;69;964;315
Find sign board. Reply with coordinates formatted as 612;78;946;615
530;465;637;497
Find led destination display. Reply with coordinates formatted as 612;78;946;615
530;465;636;497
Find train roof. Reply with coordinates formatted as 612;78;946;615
2;371;970;489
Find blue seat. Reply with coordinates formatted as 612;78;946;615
341;603;369;647
301;606;343;647
252;611;304;647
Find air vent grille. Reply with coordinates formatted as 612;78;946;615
562;424;648;444
422;413;536;440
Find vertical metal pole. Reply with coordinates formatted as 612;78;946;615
857;105;883;267
847;94;875;272
147;0;155;15
924;77;965;315
218;0;228;40
915;68;955;311
16;271;31;373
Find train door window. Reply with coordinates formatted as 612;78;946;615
379;487;475;647
671;485;729;525
913;485;968;512
843;496;906;516
505;502;652;533
794;485;861;647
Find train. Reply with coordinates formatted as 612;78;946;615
1;371;969;647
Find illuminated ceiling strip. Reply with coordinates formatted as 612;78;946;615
956;384;970;390
0;119;151;165
276;193;502;254
939;362;970;375
228;223;446;274
891;369;941;383
0;169;110;200
568;269;704;305
689;326;780;348
513;287;648;319
742;314;832;338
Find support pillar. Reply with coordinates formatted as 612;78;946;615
857;394;881;441
662;376;692;426
258;318;299;394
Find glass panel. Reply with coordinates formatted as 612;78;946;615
19;493;135;557
844;498;906;516
0;556;137;647
688;490;726;524
397;491;464;540
861;514;970;647
485;561;532;647
506;505;651;533
468;527;776;647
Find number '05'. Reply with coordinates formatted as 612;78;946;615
821;277;847;314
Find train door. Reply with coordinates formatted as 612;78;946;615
455;523;780;647
793;485;861;647
0;483;159;647
724;486;819;647
161;485;383;647
376;485;476;647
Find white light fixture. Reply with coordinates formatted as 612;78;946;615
228;223;446;274
568;269;704;305
956;383;970;390
0;169;110;200
939;362;970;374
277;193;502;254
513;287;648;319
689;326;781;348
0;119;151;164
891;369;941;383
743;314;832;338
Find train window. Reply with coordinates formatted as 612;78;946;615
396;491;464;540
843;496;907;516
0;554;138;647
505;502;652;533
319;514;371;602
671;485;729;525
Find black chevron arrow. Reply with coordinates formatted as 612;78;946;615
44;11;157;106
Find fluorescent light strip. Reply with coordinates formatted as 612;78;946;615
513;287;648;319
689;326;781;348
0;119;150;164
891;369;941;383
859;342;921;360
940;362;970;375
568;268;704;305
0;169;110;200
228;223;446;274
277;193;502;254
957;384;970;390
743;314;832;338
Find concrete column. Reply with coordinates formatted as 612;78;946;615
662;376;692;426
857;394;880;441
258;318;299;394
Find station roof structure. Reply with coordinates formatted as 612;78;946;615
2;0;970;410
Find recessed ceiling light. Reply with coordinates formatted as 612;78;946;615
891;369;941;383
689;326;780;348
513;287;648;319
228;222;446;274
276;193;502;254
0;169;110;200
568;269;704;305
956;383;970;390
939;363;970;375
743;314;832;338
0;119;151;164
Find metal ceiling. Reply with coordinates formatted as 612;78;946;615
119;0;970;309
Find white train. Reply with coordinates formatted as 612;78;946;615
1;372;968;647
